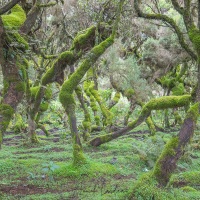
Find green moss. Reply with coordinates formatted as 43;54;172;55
16;82;26;92
2;5;29;50
1;5;26;29
41;66;55;85
31;132;40;143
113;92;120;102
44;86;52;100
128;95;191;129
12;32;29;49
72;26;96;51
181;186;197;192
174;111;182;125
89;133;113;145
13;113;25;133
82;121;91;131
41;51;74;85
73;144;86;166
189;26;200;53
30;86;40;100
40;102;49;112
94;115;100;123
160;76;176;89
146;117;156;135
185;103;199;122
89;82;113;126
144;95;191;111
169;171;200;187
128;172;190;200
86;67;94;79
3;80;9;95
0;104;14;132
91;37;114;57
54;160;116;178
172;83;185;96
124;88;134;98
153;137;179;181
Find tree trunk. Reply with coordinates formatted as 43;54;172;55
0;18;24;147
153;103;199;186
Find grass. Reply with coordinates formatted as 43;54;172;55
1;123;200;199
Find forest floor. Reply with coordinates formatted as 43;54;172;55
1;125;200;200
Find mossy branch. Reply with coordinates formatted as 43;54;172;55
89;95;191;146
153;103;199;185
37;2;57;7
134;0;197;60
59;36;114;110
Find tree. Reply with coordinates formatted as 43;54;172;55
89;0;200;189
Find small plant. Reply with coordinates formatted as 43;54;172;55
27;172;39;180
42;161;60;181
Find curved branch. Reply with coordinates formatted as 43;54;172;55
134;0;197;60
89;95;191;146
0;0;21;15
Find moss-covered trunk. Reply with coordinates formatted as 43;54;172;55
59;36;115;165
153;103;199;186
0;16;25;147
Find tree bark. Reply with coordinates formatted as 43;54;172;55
153;103;199;186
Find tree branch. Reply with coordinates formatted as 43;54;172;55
0;0;21;15
134;0;197;60
171;0;184;14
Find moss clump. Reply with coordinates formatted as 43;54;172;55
174;111;182;125
54;160;116;178
73;144;86;166
113;92;121;102
189;26;200;54
40;102;49;112
160;76;176;89
89;82;113;126
2;4;29;50
143;95;191;111
44;86;52;100
181;186;197;192
94;115;100;124
89;133;113;146
124;88;134;98
169;171;200;187
41;51;74;85
31;132;40;143
41;66;55;86
172;83;185;96
128;172;191;200
13;113;26;133
0;104;14;132
71;26;96;51
146;117;156;135
1;5;26;29
185;103;199;122
30;86;40;100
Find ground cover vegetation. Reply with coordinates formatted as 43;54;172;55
0;0;200;199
